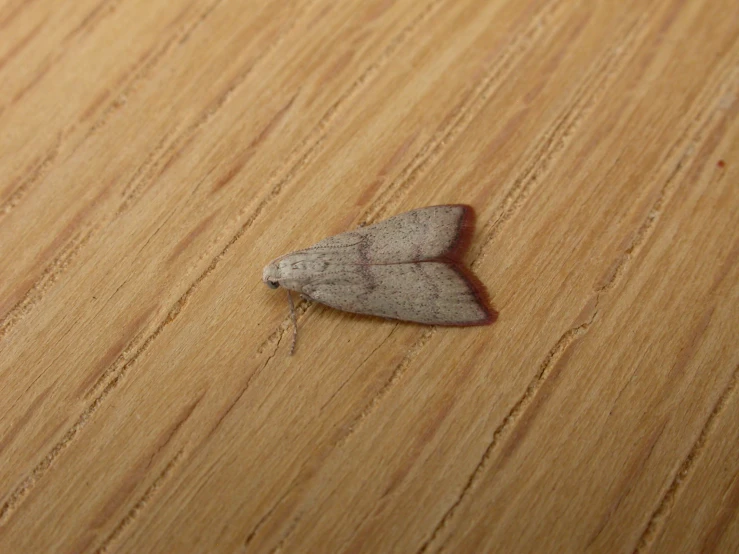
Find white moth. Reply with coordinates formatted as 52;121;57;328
263;205;497;353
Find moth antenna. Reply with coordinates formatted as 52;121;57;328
287;289;298;355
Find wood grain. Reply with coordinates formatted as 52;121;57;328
1;0;737;552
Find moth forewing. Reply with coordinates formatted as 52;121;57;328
262;204;497;353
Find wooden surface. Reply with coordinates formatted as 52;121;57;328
1;0;737;552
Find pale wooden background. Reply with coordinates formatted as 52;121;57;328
1;0;737;552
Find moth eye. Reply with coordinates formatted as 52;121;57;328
266;280;280;289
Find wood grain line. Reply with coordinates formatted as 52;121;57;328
85;0;226;135
93;448;186;554
596;65;738;295
363;0;567;225
207;339;283;443
4;1;122;109
243;487;293;550
632;363;739;553
0;226;95;340
269;517;301;554
0;0;41;32
0;385;51;457
2;0;736;551
0;15;46;72
0;0;181;216
0;131;62;219
63;0;121;43
0;284;196;525
239;0;449;355
114;3;303;214
210;93;298;194
585;420;670;550
473;10;649;266
0;1;228;317
416;298;599;554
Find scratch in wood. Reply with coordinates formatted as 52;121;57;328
207;339;282;441
93;448;186;554
632;363;739;553
416;297;600;554
320;325;398;412
336;328;436;450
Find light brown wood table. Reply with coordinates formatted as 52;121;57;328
1;0;737;552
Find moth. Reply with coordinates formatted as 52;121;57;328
263;205;497;353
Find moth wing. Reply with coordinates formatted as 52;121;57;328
303;261;495;325
305;205;475;265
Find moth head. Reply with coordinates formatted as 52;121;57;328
262;262;281;289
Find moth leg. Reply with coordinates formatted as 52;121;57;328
287;290;298;355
